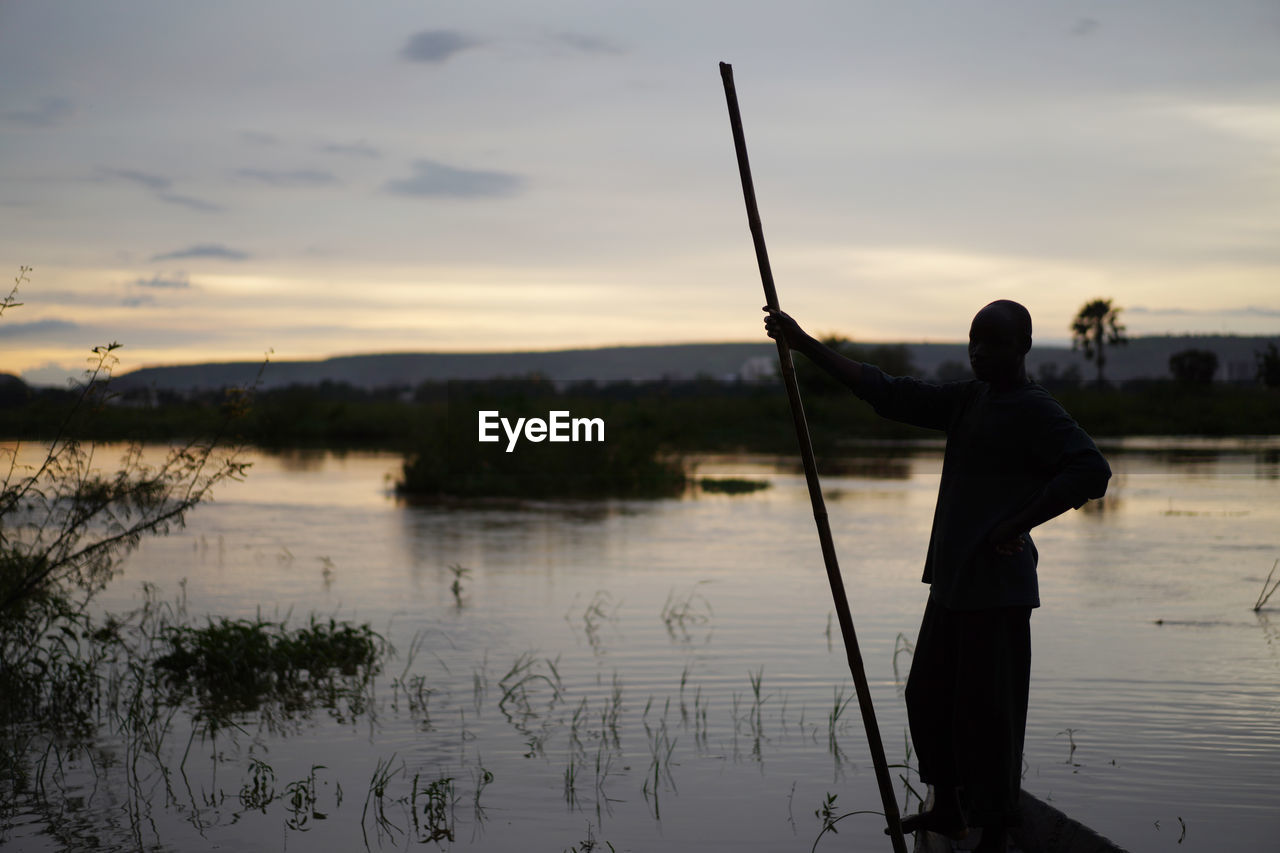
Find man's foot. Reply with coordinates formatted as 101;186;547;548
887;810;969;840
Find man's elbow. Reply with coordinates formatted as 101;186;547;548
1083;458;1111;502
1060;454;1110;508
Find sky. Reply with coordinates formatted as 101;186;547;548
2;1;1279;385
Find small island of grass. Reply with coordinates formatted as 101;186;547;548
698;477;770;495
397;389;687;499
398;439;687;500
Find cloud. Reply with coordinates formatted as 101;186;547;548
235;168;339;187
1070;18;1100;37
1129;305;1280;318
320;141;381;159
550;32;624;55
385;159;524;199
240;131;278;146
121;294;155;308
0;319;80;339
21;361;90;388
132;273;192;290
400;30;481;63
108;168;171;192
150;244;250;262
5;96;73;128
105;168;222;212
156;192;222;212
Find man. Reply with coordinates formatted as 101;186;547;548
765;300;1110;853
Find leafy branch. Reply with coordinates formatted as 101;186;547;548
1;267;255;618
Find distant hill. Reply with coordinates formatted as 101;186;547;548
916;335;1270;385
107;335;1276;393
110;344;779;393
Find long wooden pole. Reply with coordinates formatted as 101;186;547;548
719;61;908;853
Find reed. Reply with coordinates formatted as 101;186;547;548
497;653;564;724
747;666;772;745
886;729;924;814
605;673;623;743
640;715;678;818
827;686;854;758
471;763;493;825
448;563;471;607
361;753;403;846
694;684;708;748
283;764;327;831
891;632;914;690
573;591;620;652
660;584;713;640
563;821;614;853
1058;727;1082;766
563;751;579;807
409;772;455;843
809;791;883;853
1253;559;1279;611
592;740;613;812
677;663;693;726
239;756;277;811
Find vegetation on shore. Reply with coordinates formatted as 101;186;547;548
4;272;1278;499
1;270;394;848
4;372;1279;451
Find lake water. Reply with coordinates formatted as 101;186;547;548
5;440;1279;852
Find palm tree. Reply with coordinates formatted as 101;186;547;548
1071;299;1128;387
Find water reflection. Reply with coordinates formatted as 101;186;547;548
267;447;337;472
396;499;658;589
1076;494;1120;515
397;494;628;522
1256;612;1279;663
812;455;913;479
1256;448;1280;479
1101;436;1280;480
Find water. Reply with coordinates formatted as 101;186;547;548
6;440;1279;852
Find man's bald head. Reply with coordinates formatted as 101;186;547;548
969;300;1033;388
975;300;1032;352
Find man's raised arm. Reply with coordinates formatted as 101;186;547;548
763;307;868;391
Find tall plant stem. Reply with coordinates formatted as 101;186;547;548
719;61;908;853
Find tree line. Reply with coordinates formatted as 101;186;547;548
1071;298;1278;388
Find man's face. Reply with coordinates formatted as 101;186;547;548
968;307;1026;384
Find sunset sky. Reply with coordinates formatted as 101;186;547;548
2;1;1279;384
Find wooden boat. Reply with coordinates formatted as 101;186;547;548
912;789;1127;853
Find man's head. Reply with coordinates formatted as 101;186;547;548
969;300;1032;387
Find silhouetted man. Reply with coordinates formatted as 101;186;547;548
765;300;1110;853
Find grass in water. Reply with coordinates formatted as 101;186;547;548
660;583;713;640
809;791;884;853
564;821;615;853
827;685;854;759
2;563;1011;850
448;563;471;607
154;614;383;717
698;476;770;495
410;772;456;843
1253;558;1279;611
